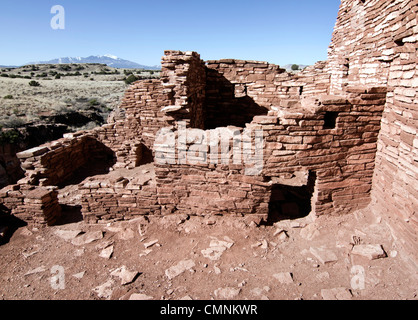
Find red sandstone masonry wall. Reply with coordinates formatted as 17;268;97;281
154;89;386;218
329;0;417;267
204;59;331;129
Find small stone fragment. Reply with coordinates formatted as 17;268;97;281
99;245;114;259
310;246;338;265
214;287;241;300
129;293;153;300
351;244;387;260
71;231;103;246
273;272;294;284
110;266;139;285
165;260;196;280
144;239;159;248
321;288;352;300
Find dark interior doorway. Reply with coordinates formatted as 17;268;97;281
267;171;316;224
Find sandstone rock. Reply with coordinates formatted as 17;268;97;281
143;239;159;248
24;266;46;276
201;237;234;261
72;271;85;279
214;287;241;300
165;259;196;280
321;288;352;300
139;249;152;257
300;223;320;240
214;264;221;275
54;229;83;241
0;226;8;239
117;228;135;240
99;245;114;259
71;231;103;246
110;266;139;285
273;272;294;284
351;244;387;260
310;246;338;265
129;293;153;300
16;146;49;159
93;279;114;300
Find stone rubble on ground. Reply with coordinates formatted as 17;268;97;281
165;259;196;280
213;287;241;300
351;244;387;260
309;246;338;265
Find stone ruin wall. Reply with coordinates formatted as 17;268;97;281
0;0;416;266
328;0;417;267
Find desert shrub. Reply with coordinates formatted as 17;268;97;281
3;95;13;99
89;99;100;106
2;115;25;128
59;65;72;71
0;129;21;145
29;80;40;87
125;74;139;85
0;73;9;77
291;64;300;71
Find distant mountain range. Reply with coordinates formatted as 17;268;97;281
2;55;308;71
2;55;161;70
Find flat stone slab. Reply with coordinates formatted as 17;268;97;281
16;146;49;159
165;259;196;280
214;287;241;300
351;244;387;260
71;231;103;246
310;246;338;265
110;266;139;285
129;293;153;300
273;272;294;284
54;229;83;241
321;288;352;300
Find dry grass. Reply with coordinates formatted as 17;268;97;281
0;64;160;128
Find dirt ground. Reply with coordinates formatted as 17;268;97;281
0;200;417;301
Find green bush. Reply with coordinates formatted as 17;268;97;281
0;129;21;145
29;80;41;87
291;64;300;71
3;95;13;99
125;74;139;85
89;99;100;106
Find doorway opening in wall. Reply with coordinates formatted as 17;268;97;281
135;143;154;166
267;171;317;224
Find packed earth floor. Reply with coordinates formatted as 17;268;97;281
0;187;416;300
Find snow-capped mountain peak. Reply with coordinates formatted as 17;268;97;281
102;54;119;60
26;55;161;70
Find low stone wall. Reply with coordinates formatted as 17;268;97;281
79;165;159;223
0;185;61;227
16;133;115;187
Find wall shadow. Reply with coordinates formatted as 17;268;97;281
266;172;317;225
57;138;116;188
0;204;27;245
204;68;269;129
55;204;83;226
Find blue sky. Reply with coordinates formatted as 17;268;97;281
0;0;341;67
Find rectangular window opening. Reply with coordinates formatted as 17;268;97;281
324;111;339;129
